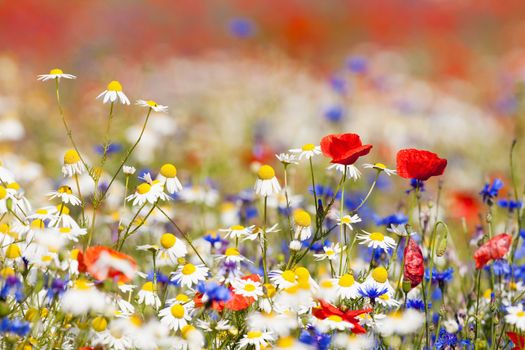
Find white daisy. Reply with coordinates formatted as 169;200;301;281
275;153;298;165
126;180;170;206
336;213;361;230
96;80;130;105
313;313;354;332
376;292;401;308
137;282;161;308
159;303;191;331
56;226;87;242
216;247;250;264
157;233;187;263
123;165;136;175
363;162;397;176
289;144;321;160
293;209;312;240
156;163;183;194
171;263;209;288
37;68;76;81
356;230;396;251
219;224;255;239
334;273;361;300
62;149;85;177
505;304;525;331
238;330;274;350
254;165;281;196
327;164;361;181
313;243;342;261
232;278;264;300
387;224;416;237
379;309;425;336
334;333;375;350
243;224;280;241
47;185;81;206
136;99;168;113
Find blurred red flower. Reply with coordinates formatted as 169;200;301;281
508;331;525;350
320;133;372;165
312;299;371;334
77;246;137;283
473;233;512;269
396;149;447;181
403;238;424;288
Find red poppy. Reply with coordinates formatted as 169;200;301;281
194;274;260;312
508;331;525;350
77;246;137;283
473;233;512;269
312;299;371;334
396;149;447;181
403;238;424;288
320;133;372;165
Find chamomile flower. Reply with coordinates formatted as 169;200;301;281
334;333;375;350
356;230;396;251
56;226;87;242
156;163;183;194
247;311;299;337
376;292;401;308
232;278;264;300
254;165;281;196
313;243;342;261
47;185;81;206
126;180;169;206
387;224;415;237
316;279;338;302
334;273;361;300
327;163;361;180
293;209;312;240
171;263;209;288
276;153;298;166
97;80;130;105
363;162;396;176
336;213;361;230
243;224;280;241
216;247;250;264
136;99;168;113
37;68;76;81
137;282;161;308
123;165;136;175
157;233;187;263
360;267;395;297
379;310;425;336
62;149;85;177
238;330;274;350
61;279;110;315
289;144;321;160
159;303;191;331
313;313;354;332
219;224;255;239
505;304;525;331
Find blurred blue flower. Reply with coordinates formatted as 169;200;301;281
346;55;367;74
323;105;345;123
480;178;503;204
375;213;408;226
197;281;231;303
229;18;255;38
94;143;122;155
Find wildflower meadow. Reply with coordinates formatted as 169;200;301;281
2;1;525;349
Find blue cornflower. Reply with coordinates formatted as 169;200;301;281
358;284;388;300
480;178;503;204
323;105;345;123
94;143;122;155
197;281;231;303
425;267;454;285
375;213;408;226
406;298;428;311
406;179;425;194
329;76;348;95
0;318;30;336
299;325;332;350
0;276;23;302
310;185;335;198
346;55;368;74
487;259;511;277
228;18;255;38
46;278;67;300
435;328;458;349
146;271;171;285
203;232;227;250
497;199;523;212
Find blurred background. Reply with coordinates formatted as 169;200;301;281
1;0;525;214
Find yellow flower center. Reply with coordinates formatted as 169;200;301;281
225;247;240;256
281;270;296;283
277;337;294;347
107;80;123;91
146;100;158;107
0;186;6;200
56;204;70;215
518;311;525;317
49;68;64;75
257;165;275;180
74;279;91;290
301;143;316;151
30;219;45;229
92;316;107;332
171;304;185;319
160;163;177;178
142;282;155;292
341;216;351;224
321;280;333;288
175;294;190;302
339;274;355;287
263;283;276;298
295;266;310;281
379;293;390;300
0;267;14;278
284;284;299;294
231;225;245;231
136;183;151;194
372;267;388;283
328;315;343;322
483;289;492;299
374;163;386;170
293;210;311;227
244;284;256;292
182;263;196;275
326;250;335;256
130;315;142;327
247;331;262;339
63;149;80;164
370;232;385;242
6;244;21;259
58;186;73;194
181;325;195;339
160;233;176;249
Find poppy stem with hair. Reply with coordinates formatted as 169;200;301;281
338;167;347;276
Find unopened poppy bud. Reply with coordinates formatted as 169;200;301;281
6;198;12;211
402;279;412;293
0;302;10;317
436;236;447;257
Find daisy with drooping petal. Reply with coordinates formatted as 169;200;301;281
232;278;264;300
97;80;130;105
376;292;401;308
136;99;168;113
37;68;76;81
254;165;281;196
356;230;396;251
243;224;279;241
336;213;362;230
171;263;209;288
126;180;170;207
327;163;361;180
387;223;415;237
313;243;342;261
219;224;255;239
47;185;81;206
159;303;192;331
289;144;321;160
334;273;361;300
157;233;187;263
62;149;85;177
505;304;525;331
238;330;274;350
293;209;312;240
363;162;396;176
275;153;298;166
216;247;250;265
137;282;161;308
156;163;183;194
